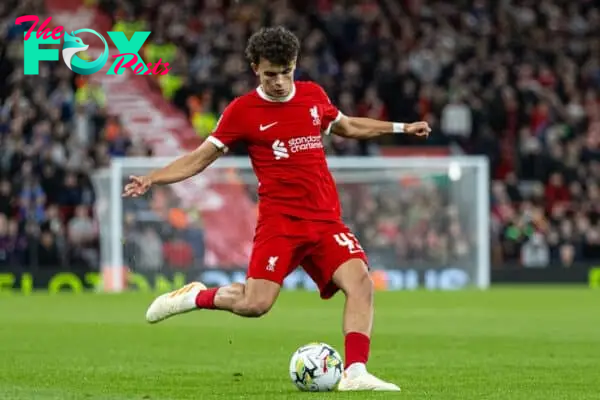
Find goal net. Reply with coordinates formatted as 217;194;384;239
92;156;489;292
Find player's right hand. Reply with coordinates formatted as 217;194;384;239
405;122;431;137
122;175;152;197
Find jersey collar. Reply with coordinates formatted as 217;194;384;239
256;84;296;103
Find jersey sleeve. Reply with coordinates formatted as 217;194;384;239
206;99;246;152
314;84;344;135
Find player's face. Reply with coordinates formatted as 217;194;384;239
253;58;296;98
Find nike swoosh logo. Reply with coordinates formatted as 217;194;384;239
260;122;278;131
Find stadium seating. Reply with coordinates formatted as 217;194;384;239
1;0;599;270
0;0;152;269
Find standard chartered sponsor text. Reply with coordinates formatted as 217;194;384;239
288;136;323;152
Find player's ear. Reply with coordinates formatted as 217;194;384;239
251;63;259;76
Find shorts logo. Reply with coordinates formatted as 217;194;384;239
266;256;279;272
272;140;289;160
310;106;321;126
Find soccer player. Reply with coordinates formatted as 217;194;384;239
123;27;430;391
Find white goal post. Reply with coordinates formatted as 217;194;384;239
92;156;490;292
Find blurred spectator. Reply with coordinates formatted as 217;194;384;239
441;95;472;140
7;218;28;266
35;231;62;268
132;226;164;272
0;180;14;217
0;215;11;266
68;205;98;268
59;173;84;207
521;233;550;268
545;172;570;212
184;214;206;265
163;233;194;270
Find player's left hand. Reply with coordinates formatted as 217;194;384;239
405;122;431;137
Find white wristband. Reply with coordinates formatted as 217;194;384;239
392;122;405;133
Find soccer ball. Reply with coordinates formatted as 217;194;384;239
289;342;344;392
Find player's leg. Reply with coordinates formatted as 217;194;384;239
145;278;281;322
146;216;305;322
196;278;281;317
204;228;306;316
303;227;400;391
331;259;374;366
145;276;284;323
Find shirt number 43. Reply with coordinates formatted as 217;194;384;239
333;232;364;254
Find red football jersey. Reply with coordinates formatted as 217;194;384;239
207;81;343;222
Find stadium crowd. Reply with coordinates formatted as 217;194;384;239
0;0;153;269
1;0;599;271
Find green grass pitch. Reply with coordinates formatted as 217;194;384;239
0;287;598;399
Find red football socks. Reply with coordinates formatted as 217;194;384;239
195;287;219;309
344;332;370;369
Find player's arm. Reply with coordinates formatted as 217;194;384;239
329;115;430;139
148;141;222;185
122;141;222;197
314;83;430;139
123;99;244;198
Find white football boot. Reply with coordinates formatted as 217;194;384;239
337;363;401;392
145;282;207;323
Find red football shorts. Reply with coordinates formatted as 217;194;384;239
247;214;368;299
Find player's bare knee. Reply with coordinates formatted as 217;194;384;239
346;270;374;301
243;299;273;317
240;278;280;317
358;272;374;299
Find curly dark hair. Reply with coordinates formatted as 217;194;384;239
245;26;300;66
